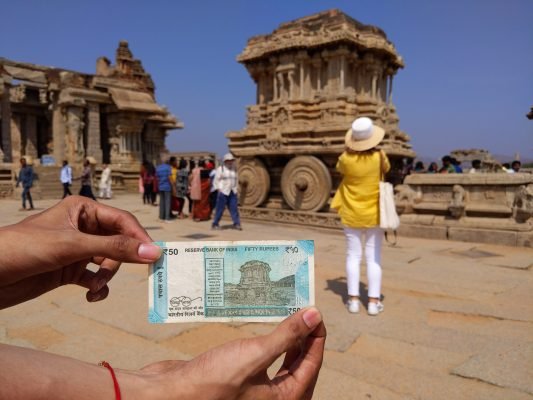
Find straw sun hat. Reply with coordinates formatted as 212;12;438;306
344;117;385;152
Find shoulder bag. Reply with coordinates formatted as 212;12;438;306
379;151;400;243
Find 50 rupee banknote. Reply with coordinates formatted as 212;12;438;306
149;240;314;323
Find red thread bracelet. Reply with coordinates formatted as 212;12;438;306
99;361;122;400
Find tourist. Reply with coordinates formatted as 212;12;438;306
439;155;455;173
60;160;72;198
77;159;96;200
207;160;218;216
469;159;482;173
401;158;414;180
169;157;179;216
331;117;389;316
502;163;513;173
16;157;34;211
141;161;156;205
98;163;112;199
511;160;521;173
189;160;203;220
212;153;242;230
175;159;189;218
427;162;439;173
413;161;425;173
156;158;173;222
0;196;325;399
451;157;463;173
190;160;212;221
187;160;196;215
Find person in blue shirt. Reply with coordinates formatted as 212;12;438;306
156;158;173;222
451;157;463;173
60;160;73;198
16;157;34;211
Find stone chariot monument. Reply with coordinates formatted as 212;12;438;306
227;9;415;212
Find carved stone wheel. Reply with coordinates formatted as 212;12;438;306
281;156;332;212
238;158;270;207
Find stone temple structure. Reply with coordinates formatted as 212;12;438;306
227;9;415;212
0;41;182;196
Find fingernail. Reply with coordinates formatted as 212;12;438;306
138;244;162;260
88;292;101;302
96;279;107;292
303;307;322;329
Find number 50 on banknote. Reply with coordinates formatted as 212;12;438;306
149;240;314;323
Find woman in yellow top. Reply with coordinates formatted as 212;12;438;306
331;117;390;316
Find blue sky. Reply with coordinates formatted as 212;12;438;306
1;0;531;160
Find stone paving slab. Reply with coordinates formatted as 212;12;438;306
1;195;532;399
452;341;533;395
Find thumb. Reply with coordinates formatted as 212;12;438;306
77;232;162;264
250;307;322;373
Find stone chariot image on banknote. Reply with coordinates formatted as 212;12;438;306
149;240;315;323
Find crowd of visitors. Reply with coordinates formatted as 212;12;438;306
143;154;242;228
397;155;523;181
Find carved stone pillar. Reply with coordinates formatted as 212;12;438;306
340;55;346;93
388;75;394;104
299;62;304;99
273;73;278;100
52;104;66;164
277;72;286;101
65;106;85;165
371;72;378;99
304;63;311;98
10;114;22;164
86;102;102;164
315;61;322;93
107;113;144;168
25;114;38;159
1;81;12;162
326;58;335;94
288;71;294;100
257;74;264;104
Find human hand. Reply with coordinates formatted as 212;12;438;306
135;307;326;400
0;195;161;309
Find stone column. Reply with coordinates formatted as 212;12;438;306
52;104;66;164
388;75;394;104
65;107;85;164
299;62;305;99
340;55;346;93
10;114;22;164
316;62;322;92
256;74;263;104
25;114;38;159
304;63;311;98
288;71;294;100
1;81;12;162
371;72;378;99
86;102;102;164
273;73;278;100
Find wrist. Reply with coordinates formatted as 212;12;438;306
115;370;156;400
116;369;182;400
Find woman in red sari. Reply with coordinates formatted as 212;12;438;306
190;160;211;221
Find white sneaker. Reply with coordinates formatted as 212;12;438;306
347;299;360;314
367;302;384;316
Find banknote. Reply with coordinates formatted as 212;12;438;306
148;240;314;323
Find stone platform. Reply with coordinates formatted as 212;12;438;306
0;194;532;399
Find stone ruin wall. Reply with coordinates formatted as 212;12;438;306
0;41;183;197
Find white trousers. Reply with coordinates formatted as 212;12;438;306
344;227;383;299
99;186;112;199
